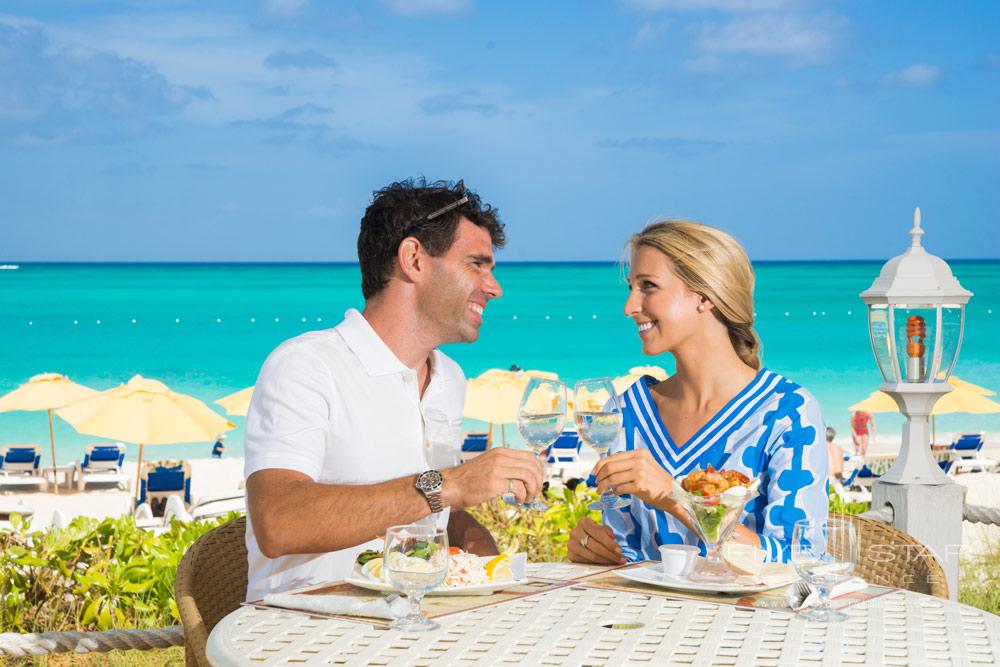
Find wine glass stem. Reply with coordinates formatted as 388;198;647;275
816;586;831;611
407;590;425;619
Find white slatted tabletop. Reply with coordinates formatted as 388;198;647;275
206;564;1000;666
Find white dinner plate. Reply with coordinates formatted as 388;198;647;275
346;552;529;596
617;564;800;595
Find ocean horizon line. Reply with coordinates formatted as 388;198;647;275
3;258;999;267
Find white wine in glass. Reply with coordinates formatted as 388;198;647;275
574;378;628;511
514;378;567;510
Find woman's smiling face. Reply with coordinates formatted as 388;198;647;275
624;245;706;356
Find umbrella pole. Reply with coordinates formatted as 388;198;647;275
932;415;936;446
502;424;506;446
134;443;144;505
487;423;493;448
47;409;58;495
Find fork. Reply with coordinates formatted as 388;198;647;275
786;580;812;610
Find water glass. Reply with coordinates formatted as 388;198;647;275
574;377;628;511
791;517;859;622
384;525;449;631
511;378;567;510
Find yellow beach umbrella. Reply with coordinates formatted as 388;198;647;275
463;369;559;444
849;375;1000;443
613;365;669;394
0;373;99;474
55;375;235;499
216;386;254;417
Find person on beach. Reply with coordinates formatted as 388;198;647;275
826;427;843;483
243;179;544;600
568;221;828;565
211;434;226;459
851;410;875;456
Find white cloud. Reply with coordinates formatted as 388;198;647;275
625;0;801;12
380;0;472;17
632;19;671;46
882;63;942;88
262;0;309;17
695;12;845;63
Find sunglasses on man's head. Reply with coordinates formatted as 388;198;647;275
400;196;469;240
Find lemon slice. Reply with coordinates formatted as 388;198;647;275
362;557;384;580
484;554;512;580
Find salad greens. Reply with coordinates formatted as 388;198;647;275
356;549;381;565
405;540;438;559
693;503;730;542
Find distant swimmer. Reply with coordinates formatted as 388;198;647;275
851;410;875;456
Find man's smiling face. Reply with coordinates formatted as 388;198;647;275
420;217;502;344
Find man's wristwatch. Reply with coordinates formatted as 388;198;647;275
415;470;444;513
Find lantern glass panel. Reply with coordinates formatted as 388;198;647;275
933;305;964;381
868;305;896;382
893;304;938;383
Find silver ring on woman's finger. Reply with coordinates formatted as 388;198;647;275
580;534;590;550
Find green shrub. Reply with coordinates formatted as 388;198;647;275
0;512;233;634
960;540;1000;616
468;485;602;562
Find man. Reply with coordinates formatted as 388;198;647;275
243;178;544;600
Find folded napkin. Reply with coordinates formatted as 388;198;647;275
734;562;800;588
792;577;868;609
262;592;408;620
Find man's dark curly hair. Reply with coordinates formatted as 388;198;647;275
357;178;506;299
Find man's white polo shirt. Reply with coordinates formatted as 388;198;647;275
243;308;465;601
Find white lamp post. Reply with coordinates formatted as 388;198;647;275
860;207;972;599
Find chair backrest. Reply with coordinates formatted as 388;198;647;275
82;443;125;470
856;464;875;478
175;516;248;667
0;445;41;473
951;433;984;452
830;512;948;598
461;433;489;453
548;432;581;462
140;462;192;505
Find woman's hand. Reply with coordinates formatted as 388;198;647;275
593;449;675;510
568;517;626;564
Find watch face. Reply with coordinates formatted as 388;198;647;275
417;470;443;491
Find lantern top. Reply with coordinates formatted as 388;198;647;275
860;207;972;305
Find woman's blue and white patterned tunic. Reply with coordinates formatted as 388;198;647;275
605;369;829;563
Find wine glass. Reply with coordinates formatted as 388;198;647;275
384;525;449;632
513;378;567;510
791;517;859;622
574;378;628;511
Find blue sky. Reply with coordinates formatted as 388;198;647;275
1;0;997;261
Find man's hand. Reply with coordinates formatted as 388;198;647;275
442;448;544;508
593;449;674;510
568;517;625;564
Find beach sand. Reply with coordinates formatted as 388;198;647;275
1;457;245;531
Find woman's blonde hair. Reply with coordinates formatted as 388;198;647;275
625;219;762;370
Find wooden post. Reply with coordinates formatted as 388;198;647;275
47;409;59;494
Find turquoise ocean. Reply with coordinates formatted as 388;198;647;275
1;262;998;465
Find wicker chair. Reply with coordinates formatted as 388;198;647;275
175;516;248;667
831;512;948;598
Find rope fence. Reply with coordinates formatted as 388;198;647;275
0;626;183;658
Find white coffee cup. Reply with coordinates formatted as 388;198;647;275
659;544;699;577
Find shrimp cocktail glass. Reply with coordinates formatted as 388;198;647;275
670;466;759;583
574;378;629;511
384;525;449;631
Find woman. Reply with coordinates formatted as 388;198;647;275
569;221;828;565
851;410;875;456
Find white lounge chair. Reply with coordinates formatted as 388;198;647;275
944;433;998;474
76;443;129;491
0;444;47;492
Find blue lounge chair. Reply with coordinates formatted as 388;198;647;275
944;433;997;474
137;462;192;514
547;431;582;463
76;443;128;491
460;432;489;463
0;444;47;491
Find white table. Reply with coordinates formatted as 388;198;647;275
206;563;1000;666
